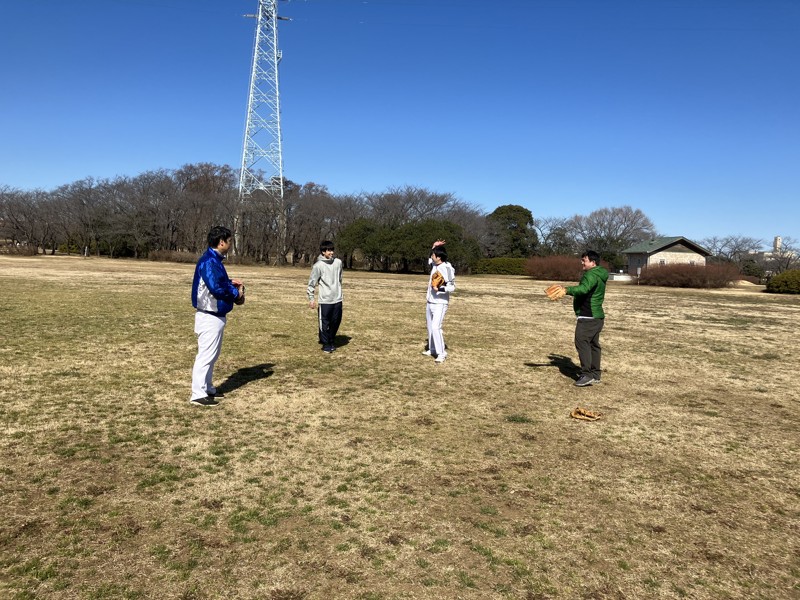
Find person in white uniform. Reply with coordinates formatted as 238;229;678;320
425;246;456;364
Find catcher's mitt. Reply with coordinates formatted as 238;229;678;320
570;406;602;421
234;284;246;305
431;271;445;290
545;284;566;301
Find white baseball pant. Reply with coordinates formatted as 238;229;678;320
426;302;448;358
191;311;226;400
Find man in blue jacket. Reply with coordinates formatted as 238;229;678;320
557;250;609;387
190;226;244;406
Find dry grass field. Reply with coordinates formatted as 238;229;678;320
1;255;798;600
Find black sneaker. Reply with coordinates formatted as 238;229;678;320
208;391;224;399
574;375;595;387
323;346;334;353
190;396;219;406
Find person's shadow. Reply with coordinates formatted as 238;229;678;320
525;354;581;381
216;363;274;395
334;335;352;348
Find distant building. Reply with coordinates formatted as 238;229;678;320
752;236;796;260
749;236;798;276
621;237;712;274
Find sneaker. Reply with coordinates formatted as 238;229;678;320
422;350;432;356
323;346;334;353
574;375;595;387
208;391;224;399
434;355;446;364
190;396;219;407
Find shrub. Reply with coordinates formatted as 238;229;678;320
524;255;582;281
472;257;527;275
226;254;257;266
0;242;37;256
148;250;199;264
638;263;739;288
57;244;81;255
766;269;800;294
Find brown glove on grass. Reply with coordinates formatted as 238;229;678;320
570;406;602;421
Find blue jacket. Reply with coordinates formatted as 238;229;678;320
191;247;240;316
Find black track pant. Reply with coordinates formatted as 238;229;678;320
318;302;343;347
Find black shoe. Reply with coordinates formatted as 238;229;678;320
208;391;224;399
574;375;595;387
323;346;334;353
190;396;219;406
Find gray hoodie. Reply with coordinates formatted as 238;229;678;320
307;254;343;304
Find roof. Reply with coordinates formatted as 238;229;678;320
621;236;711;256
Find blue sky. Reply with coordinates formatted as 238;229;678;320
1;0;798;247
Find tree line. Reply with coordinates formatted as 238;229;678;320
3;162;793;275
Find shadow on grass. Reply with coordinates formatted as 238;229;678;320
525;354;580;380
217;363;275;394
334;335;352;348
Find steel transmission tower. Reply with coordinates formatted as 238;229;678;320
237;0;287;260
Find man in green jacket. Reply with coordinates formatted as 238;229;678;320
561;250;609;387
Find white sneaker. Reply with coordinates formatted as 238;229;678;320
434;355;446;364
422;349;432;356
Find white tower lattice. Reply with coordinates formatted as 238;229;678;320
238;0;287;258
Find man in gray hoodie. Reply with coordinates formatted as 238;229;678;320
307;240;343;353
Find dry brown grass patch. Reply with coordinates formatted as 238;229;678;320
1;255;798;599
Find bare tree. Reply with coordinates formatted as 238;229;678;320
54;178;106;255
365;186;457;227
701;235;763;264
2;170;490;266
175;163;237;252
48;187;79;254
286;183;337;264
118;170;179;257
533;216;579;256
566;205;657;266
763;236;800;276
437;199;486;252
0;187;48;253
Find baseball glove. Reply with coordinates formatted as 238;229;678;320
570;406;602;421
234;284;246;305
545;284;566;301
431;271;445;290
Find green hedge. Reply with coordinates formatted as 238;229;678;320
766;269;800;294
472;257;527;275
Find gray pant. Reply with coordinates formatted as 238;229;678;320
575;318;604;380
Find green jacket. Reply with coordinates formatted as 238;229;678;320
566;266;608;318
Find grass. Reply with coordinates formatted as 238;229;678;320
1;255;799;599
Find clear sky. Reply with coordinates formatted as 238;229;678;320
1;0;798;247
